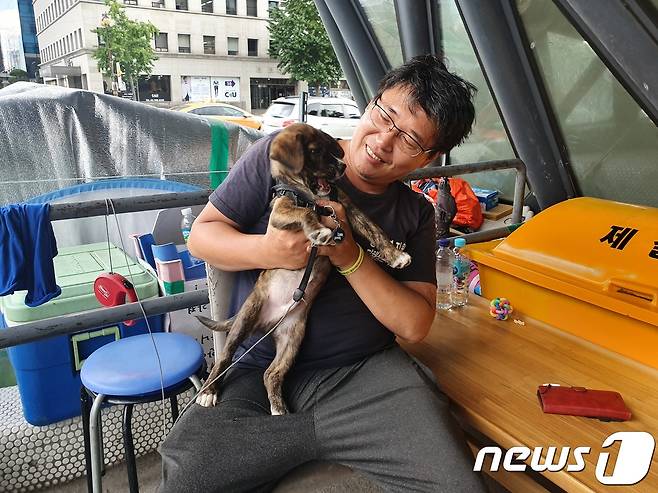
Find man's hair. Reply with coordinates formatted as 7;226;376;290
376;54;477;154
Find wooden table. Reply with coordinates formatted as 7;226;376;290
399;296;658;492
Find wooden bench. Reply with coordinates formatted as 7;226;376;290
399;295;658;492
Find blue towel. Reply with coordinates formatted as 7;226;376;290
0;203;61;307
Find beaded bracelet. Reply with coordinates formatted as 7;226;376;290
338;244;365;276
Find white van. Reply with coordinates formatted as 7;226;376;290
261;96;362;139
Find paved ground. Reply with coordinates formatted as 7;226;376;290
41;452;161;493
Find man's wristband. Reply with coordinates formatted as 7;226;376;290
337;244;364;276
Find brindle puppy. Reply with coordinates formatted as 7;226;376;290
197;123;411;415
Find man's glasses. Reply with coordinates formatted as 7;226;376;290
368;97;435;157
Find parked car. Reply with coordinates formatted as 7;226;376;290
261;96;361;139
172;102;262;130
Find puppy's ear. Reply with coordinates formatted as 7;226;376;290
319;129;344;159
270;128;304;174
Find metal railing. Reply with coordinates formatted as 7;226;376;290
0;158;526;350
0;191;213;351
406;158;527;245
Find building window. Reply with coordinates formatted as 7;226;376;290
203;35;215;54
124;0;138;5
201;0;213;13
246;0;257;16
178;34;191;53
247;38;258;56
152;0;164;6
226;0;236;15
268;0;278;16
227;36;238;55
176;0;188;10
154;32;168;52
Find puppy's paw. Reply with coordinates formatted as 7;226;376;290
389;251;412;269
196;389;218;407
308;227;334;246
270;403;288;416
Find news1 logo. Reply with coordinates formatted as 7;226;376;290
473;432;655;485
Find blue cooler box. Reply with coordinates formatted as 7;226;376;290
0;243;163;426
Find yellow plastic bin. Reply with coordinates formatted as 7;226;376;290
466;197;658;369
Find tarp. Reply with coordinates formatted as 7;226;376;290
0;82;263;206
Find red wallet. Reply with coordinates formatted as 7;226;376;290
537;384;632;421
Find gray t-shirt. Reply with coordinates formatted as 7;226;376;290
209;133;436;370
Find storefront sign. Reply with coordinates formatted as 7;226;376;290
212;77;240;102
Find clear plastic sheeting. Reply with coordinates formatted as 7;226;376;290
0;82;263;206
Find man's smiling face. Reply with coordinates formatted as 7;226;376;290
344;84;439;194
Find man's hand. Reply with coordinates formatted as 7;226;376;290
261;223;311;270
313;200;361;270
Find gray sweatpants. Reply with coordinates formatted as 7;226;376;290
158;345;485;492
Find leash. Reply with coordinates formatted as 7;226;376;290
103;198;169;448
272;182;344;302
292;208;344;302
175;185;346;422
294;246;318;302
104;184;345;435
173;298;300;425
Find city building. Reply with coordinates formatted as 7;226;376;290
34;0;299;111
0;0;40;78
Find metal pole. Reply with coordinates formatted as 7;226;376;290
460;224;522;244
394;0;433;60
2;159;526;349
404;159;526;224
554;0;658;127
299;92;308;122
89;393;105;493
314;0;369;110
0;290;209;349
456;0;576;209
324;0;388;96
48;190;211;221
512;165;526;226
405;159;525;180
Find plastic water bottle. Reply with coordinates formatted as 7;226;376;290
181;208;196;243
451;237;469;307
436;238;454;310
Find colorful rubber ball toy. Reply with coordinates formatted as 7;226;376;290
489;297;513;320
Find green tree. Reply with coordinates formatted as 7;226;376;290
9;68;28;82
0;68;29;89
268;0;342;94
92;0;158;100
8;69;29;84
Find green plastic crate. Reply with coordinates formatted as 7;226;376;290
1;243;159;323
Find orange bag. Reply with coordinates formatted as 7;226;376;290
411;178;484;229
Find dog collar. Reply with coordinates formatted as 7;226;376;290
271;182;338;215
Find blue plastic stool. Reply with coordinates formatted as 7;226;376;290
80;333;205;493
